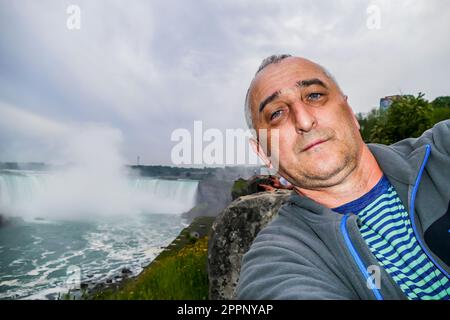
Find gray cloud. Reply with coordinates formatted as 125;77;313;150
0;0;449;165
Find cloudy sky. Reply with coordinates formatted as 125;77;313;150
0;0;449;165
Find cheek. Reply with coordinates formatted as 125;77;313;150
277;129;298;153
319;102;353;124
266;124;290;148
266;130;296;167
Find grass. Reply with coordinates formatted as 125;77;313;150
92;236;209;300
231;178;249;199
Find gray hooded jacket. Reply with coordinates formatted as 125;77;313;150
236;120;450;300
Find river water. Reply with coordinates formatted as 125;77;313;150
0;169;198;299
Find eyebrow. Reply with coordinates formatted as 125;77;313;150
296;78;327;89
258;78;328;113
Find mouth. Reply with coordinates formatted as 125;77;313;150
301;139;328;152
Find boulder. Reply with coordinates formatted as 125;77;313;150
121;267;132;275
208;189;292;300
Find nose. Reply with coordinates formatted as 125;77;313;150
292;101;317;133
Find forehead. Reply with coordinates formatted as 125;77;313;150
249;57;330;106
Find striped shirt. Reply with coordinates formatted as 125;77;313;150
333;175;450;300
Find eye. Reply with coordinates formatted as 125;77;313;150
270;110;283;121
307;92;323;101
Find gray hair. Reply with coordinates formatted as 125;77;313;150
245;54;292;130
244;54;340;131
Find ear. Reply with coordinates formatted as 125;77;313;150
249;137;273;169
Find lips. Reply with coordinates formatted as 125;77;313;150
301;139;328;152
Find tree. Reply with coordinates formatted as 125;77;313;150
368;93;433;144
356;108;381;142
431;96;450;124
356;93;450;145
431;96;450;109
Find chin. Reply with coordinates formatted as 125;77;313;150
301;155;350;181
314;154;356;181
298;152;337;171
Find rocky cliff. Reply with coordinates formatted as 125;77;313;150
182;178;234;222
207;189;292;300
181;167;260;222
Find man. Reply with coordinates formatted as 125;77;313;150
236;54;450;300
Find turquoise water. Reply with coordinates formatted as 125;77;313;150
0;170;197;300
0;213;188;300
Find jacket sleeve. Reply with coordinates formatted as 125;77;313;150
235;227;357;300
390;119;450;156
422;119;450;156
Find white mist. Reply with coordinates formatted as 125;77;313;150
0;124;198;219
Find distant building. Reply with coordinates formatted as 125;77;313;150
379;95;401;110
379;95;413;110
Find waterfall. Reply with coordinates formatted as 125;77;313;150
0;170;49;212
129;178;199;214
0;170;198;217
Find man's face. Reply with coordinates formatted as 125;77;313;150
249;57;363;189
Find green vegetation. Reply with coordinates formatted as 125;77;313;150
231;178;249;200
129;165;215;180
91;216;215;300
430;96;450;124
93;236;209;300
357;94;450;144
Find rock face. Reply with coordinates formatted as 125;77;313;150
208;189;292;300
182;178;234;222
182;167;260;222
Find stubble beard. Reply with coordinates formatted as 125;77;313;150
284;137;360;190
298;150;357;189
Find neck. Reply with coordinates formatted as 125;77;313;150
294;145;383;208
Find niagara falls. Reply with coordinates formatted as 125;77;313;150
0;119;204;300
0;134;199;299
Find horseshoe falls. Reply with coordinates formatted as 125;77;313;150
0;169;198;300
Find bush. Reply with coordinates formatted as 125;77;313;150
369;93;433;144
357;93;449;144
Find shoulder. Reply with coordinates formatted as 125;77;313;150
390;120;450;155
236;211;355;299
